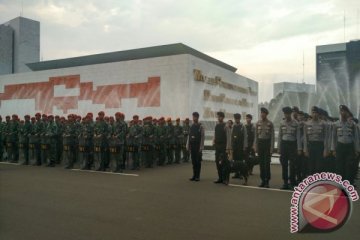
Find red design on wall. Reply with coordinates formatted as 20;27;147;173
0;75;161;114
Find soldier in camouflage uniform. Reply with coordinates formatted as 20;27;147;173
4;116;11;161
141;116;155;168
173;118;184;164
8;115;20;163
155;117;167;166
64;114;79;169
127;115;142;170
40;115;49;165
79;115;94;170
166;118;175;164
55;115;64;164
45;115;58;167
152;118;159;164
19;115;32;165
109;112;126;172
32;113;44;165
94;111;109;171
182;118;190;162
0;116;4;161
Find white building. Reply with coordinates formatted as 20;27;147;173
0;43;258;121
273;82;315;98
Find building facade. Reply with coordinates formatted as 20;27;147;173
316;40;360;116
273;82;315;98
0;43;258;122
0;17;40;74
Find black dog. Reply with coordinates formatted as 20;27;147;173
229;160;249;185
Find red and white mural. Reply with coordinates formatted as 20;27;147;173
0;75;160;114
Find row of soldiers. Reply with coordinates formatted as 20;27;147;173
213;105;360;189
0;111;193;172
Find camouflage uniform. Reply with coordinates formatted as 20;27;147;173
94;116;109;171
141;118;155;168
173;120;183;164
64;119;79;169
127;119;142;170
78;119;94;170
19;117;32;165
182;120;190;162
32;116;44;165
109;116;126;172
155;119;168;166
166;120;175;164
8;117;20;163
45;117;58;167
0;117;4;161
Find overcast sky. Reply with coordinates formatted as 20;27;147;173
1;0;360;102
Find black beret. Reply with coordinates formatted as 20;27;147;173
246;114;252;119
282;107;292;114
233;113;241;119
311;106;319;113
217;112;225;118
192;112;199;117
339;105;350;113
292;106;299;113
260;107;269;114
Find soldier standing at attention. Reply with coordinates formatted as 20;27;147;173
187;112;204;181
231;113;247;179
0;116;3;162
182;118;190;162
278;107;302;189
253;107;274;188
94;111;109;171
9;114;20;163
213;112;228;184
303;106;328;175
155;117;167;166
166;118;175;164
32;113;43;165
127;115;142;170
244;114;255;175
45;115;58;167
174;118;183;164
331;105;360;184
141;116;154;168
20;115;32;165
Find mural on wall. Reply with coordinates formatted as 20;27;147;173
0;75;161;114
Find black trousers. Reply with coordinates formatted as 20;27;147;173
257;139;271;182
307;141;324;175
336;142;355;184
215;144;227;182
280;140;297;185
190;143;201;179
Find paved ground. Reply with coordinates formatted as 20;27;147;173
0;161;359;240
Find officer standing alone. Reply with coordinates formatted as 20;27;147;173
187;112;205;181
